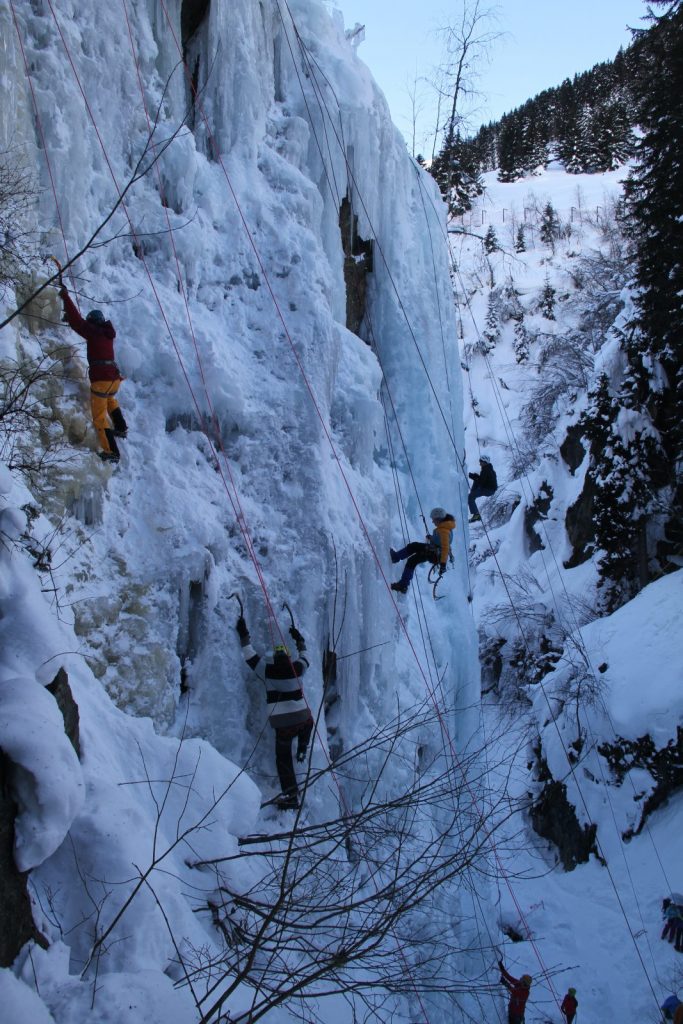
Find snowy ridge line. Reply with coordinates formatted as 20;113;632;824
275;4;570;1012
439;188;667;1008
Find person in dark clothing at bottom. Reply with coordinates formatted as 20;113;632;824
468;454;497;521
236;615;314;810
561;987;578;1024
499;961;532;1024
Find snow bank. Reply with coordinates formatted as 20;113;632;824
0;677;84;871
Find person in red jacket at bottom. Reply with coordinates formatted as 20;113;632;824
59;284;128;463
561;987;578;1023
499;961;532;1024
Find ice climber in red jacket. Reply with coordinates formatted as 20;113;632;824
499;960;532;1024
561;987;578;1023
59;284;128;463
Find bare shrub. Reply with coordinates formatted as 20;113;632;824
0;143;43;296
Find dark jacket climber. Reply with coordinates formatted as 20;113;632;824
662;898;683;952
390;508;455;595
661;994;681;1021
236;615;314;809
59;284;128;463
561;988;578;1024
468;455;497;520
499;961;532;1024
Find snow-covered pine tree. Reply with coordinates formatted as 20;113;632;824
515;225;526;252
480;290;501;354
539;277;556;320
622;0;683;567
484;225;498;253
539;201;560;250
581;373;660;610
430;126;484;216
512;313;530;363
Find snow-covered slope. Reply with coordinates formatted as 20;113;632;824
1;1;480;1022
455;165;683;1022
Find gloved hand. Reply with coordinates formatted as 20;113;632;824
296;748;307;763
236;616;249;642
498;959;504;971
289;625;306;651
469;472;476;480
439;564;447;576
59;284;67;298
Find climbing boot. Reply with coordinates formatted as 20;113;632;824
276;793;299;811
469;512;481;523
103;429;121;461
110;408;128;438
390;581;408;594
390;548;400;564
98;450;120;464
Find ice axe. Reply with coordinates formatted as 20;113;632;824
46;255;63;285
282;601;306;651
228;591;244;619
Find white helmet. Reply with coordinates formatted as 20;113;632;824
430;507;446;520
480;454;491;464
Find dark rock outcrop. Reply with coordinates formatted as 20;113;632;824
47;667;81;758
0;751;48;966
564;472;597;567
339;196;373;337
560;424;586;474
598;727;683;838
524;481;553;554
530;750;599;870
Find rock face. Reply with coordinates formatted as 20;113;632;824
564;473;597;568
530;752;599;870
46;667;81;758
0;751;48;966
339;196;374;337
0;668;80;965
598;727;683;839
560;424;586;474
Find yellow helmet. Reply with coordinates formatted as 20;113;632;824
521;975;532;987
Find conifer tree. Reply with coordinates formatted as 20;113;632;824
515;225;526;253
512;313;530;363
539;278;556;320
539;201;560;250
622;0;683;566
484;225;499;253
480;291;500;354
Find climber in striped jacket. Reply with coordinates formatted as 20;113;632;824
236;614;314;810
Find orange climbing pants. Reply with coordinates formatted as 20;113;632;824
90;379;121;453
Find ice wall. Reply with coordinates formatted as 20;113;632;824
2;0;477;775
1;1;481;1016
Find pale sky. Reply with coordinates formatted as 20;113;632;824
332;0;647;154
